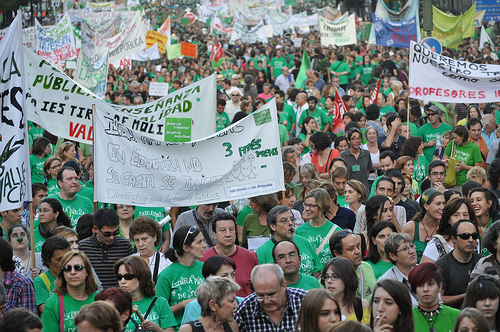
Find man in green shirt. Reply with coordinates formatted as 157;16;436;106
329;53;350;91
216;99;231;132
0;206;22;240
418;106;453;162
270;49;286;82
273;240;321;291
377;93;396;117
298;96;330;132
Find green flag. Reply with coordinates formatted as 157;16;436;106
295;50;310;89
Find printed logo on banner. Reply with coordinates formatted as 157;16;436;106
164;118;192;142
253;109;272;126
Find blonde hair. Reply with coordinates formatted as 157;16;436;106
467;166;486;185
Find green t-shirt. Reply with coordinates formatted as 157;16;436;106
134;206;171;232
271;56;286;78
359;64;374;85
287;273;321;290
379;104;396;117
296;220;341;266
241;213;271;248
404;121;418;137
412;305;459;332
284;104;296;126
298;108;329;132
279;111;293;133
257;235;322;275
356;261;377;301
366;259;393;280
125;296;176;332
78;185;94;203
329;61;350;85
444;141;482;186
418;122;453;162
156;261;204;329
47;193;94;228
29;126;45;144
279;124;289;147
298;133;313;156
33;228;47;253
216;111;231;131
30;154;50;184
46;178;59;196
236;205;253;227
34;270;56;306
413;154;429;183
41;291;97;332
337;195;348;208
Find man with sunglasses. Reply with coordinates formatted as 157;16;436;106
418;105;453;163
436;220;482;309
78;208;134;289
224;91;242;123
173;203;224;248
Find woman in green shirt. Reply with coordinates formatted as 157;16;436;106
34;198;72;253
41;251;99;332
401;137;429;188
357;54;374;86
364;221;397;280
30;137;52;184
298;116;319;156
241;193;280;249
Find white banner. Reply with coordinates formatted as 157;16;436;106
230;20;267;44
319;14;357;47
36;14;77;63
0;14;31;210
93;100;284;207
24;49;217;144
149;82;169;96
291;13;318;27
0;26;37;50
74;48;109;98
408;40;500;103
95;12;146;63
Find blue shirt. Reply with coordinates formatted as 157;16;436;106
482;128;497;149
330;206;356;230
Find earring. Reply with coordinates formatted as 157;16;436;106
213;313;216;322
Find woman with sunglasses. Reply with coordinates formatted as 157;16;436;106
157;226;207;329
295;288;342;332
421;197;476;264
469;187;500;255
409;263;459;331
33;198;72;253
41;250;98;332
113;204;135;240
115;256;176;332
320;257;371;323
43;156;62;196
462;276;500;332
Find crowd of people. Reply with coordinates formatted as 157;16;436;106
2;1;500;331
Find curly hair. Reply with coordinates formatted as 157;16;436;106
401;136;422;159
129;216;162;247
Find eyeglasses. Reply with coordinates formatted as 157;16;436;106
116;273;136;281
62;264;85;273
430;172;446;177
183;226;198;246
457;232;479;240
231;94;239;97
322;273;341;281
427;113;438;116
303;203;319;209
397;244;416;253
256;294;278;302
99;229;120;237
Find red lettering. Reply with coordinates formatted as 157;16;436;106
69;122;91;141
451;90;458;98
69;122;80;137
444;89;450;97
459;90;466;98
429;87;436;95
469;91;476;98
479;91;486;98
436;89;442;96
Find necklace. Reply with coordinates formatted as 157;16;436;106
418;304;441;332
422;220;439;242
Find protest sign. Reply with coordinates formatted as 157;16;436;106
211;16;233;35
74;48;109;98
0;14;31;210
319;14;357;47
157;15;171;46
408;41;500;103
146;30;168;53
149;82;169;97
0;26;37;50
36;14;77;63
291;13;318;27
93;99;284;207
24;49;217;144
131;44;161;67
166;44;181;60
230;20;267;44
432;5;475;48
181;42;197;58
371;13;417;48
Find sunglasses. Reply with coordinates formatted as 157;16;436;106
116;273;135;281
457;232;479;240
99;229;120;237
62;264;85;273
183;226;198;246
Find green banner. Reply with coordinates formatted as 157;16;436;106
432;5;475;48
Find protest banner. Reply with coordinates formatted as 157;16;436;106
94;12;146;63
0;26;37;50
291;13;318;27
74;47;109;98
131;43;161;67
0;14;31;210
475;10;486;28
36;14;77;64
181;42;197;58
166;44;181;60
319;14;357;47
371;13;417;48
149;82;170;97
479;25;495;50
211;16;234;35
368;0;420;45
408;40;500;103
432;5;475;49
157;15;171;46
24;49;217;144
146;30;168;53
93;99;284;207
230;20;267;44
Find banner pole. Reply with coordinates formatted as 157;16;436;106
92;104;97;212
407;99;411;139
29;202;36;265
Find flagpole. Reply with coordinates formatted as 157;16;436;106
92;104;97;212
407;99;411;139
29;202;36;266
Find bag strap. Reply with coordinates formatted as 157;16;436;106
192;210;214;247
144;296;158;320
432;235;450;257
41;272;51;292
316;225;338;255
58;294;65;332
354;297;363;322
488;256;500;276
152;252;160;284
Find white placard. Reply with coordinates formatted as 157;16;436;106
149;82;169;96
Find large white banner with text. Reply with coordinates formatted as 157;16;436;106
409;41;500;102
319;14;357;47
94;100;285;207
36;14;77;63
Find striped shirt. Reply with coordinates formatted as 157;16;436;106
235;287;307;332
470;255;500;282
79;234;134;289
